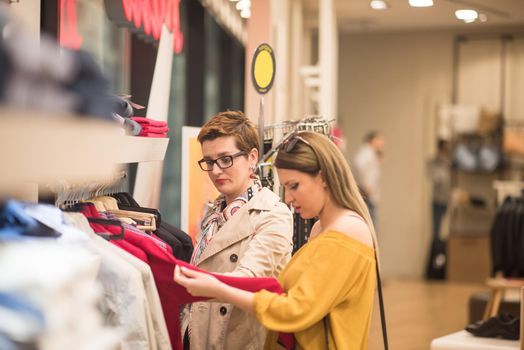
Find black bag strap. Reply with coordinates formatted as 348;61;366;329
375;251;389;350
323;250;388;349
323;316;330;348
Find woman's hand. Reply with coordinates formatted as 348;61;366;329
174;265;223;298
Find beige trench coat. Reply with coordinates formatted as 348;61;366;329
182;187;293;350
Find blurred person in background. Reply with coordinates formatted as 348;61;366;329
353;130;385;227
425;139;451;279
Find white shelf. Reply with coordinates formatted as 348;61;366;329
431;330;519;350
0;108;169;188
117;136;169;163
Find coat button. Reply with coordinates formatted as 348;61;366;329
230;254;238;263
220;306;227;316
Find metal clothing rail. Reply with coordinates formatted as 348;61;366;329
260;116;335;163
52;170;128;209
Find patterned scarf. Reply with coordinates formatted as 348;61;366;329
190;180;262;266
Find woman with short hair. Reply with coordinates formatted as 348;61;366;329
182;111;293;350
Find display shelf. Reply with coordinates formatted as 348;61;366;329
431;330;519;350
117;136;169;164
0;108;169;187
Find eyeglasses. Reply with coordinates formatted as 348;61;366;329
279;134;311;153
198;151;247;171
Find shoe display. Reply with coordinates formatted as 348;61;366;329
465;313;520;340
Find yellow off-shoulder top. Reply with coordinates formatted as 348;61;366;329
253;230;376;350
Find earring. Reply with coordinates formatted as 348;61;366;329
250;165;257;179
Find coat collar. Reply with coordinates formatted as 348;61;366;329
245;187;281;211
196;188;281;265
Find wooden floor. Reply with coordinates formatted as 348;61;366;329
367;279;488;350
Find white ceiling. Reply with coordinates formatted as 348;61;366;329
303;0;524;32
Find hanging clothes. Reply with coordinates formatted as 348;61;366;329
490;196;524;277
23;204;154;350
65;212;172;350
78;203;295;350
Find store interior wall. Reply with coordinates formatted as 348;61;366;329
339;27;524;278
339;30;459;278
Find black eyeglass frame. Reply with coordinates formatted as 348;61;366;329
197;151;247;171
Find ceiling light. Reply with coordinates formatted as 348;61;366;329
455;9;478;23
409;0;433;7
240;8;251;18
236;0;250;11
370;0;389;10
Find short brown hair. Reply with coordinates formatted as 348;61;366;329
197;111;260;155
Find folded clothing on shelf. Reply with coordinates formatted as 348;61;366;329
130;117;169;138
131;117;168;128
139;133;168;138
140;126;170;134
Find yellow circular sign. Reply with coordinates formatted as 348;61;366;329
251;43;275;94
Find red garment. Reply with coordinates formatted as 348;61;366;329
76;204;150;263
131;116;168;127
112;239;148;263
140;126;170;134
138;132;168;138
79;204;295;350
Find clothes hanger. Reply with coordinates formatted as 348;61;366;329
109;192;162;225
93;196;120;211
90;192;155;230
86;218;125;241
82;199;107;213
111;192;140;207
108;208;157;231
63;201;124;241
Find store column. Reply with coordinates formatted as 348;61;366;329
133;25;174;208
244;0;273;123
318;0;338;120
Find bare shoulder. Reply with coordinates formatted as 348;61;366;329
327;214;374;248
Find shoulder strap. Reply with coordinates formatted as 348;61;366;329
323;316;330;349
375;251;389;350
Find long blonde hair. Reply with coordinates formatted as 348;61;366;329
274;132;379;257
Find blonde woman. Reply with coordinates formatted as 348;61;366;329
175;132;381;350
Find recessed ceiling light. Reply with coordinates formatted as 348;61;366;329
409;0;433;7
455;9;478;23
370;0;389;10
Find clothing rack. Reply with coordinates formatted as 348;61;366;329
257;116;335;187
260;116;335;163
52;170;128;209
